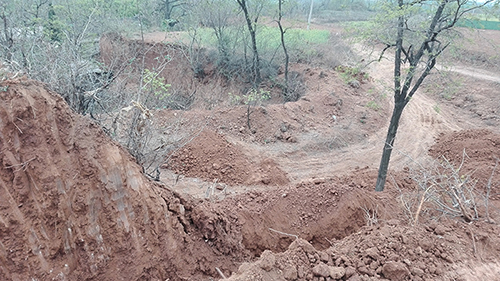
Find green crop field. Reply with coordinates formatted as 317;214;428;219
185;25;330;55
458;18;500;30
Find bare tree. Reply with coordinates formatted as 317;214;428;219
0;0;121;114
157;0;185;21
307;0;313;30
373;0;496;191
236;0;263;85
194;0;234;67
276;0;290;101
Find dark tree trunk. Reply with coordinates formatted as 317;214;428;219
160;0;184;20
1;13;13;63
277;0;290;101
236;0;261;85
375;101;405;191
374;0;450;192
375;0;405;192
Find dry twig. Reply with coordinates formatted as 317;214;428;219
361;205;378;226
5;157;36;172
485;158;498;223
269;228;298;240
215;267;226;279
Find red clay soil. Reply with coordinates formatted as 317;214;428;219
3;26;500;281
216;166;500;281
167;129;289;186
0;79;249;280
206;177;393;255
429;129;500;194
2;79;500;281
225;219;500;281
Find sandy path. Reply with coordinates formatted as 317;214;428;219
263;51;499;183
437;65;500;83
151;26;500;190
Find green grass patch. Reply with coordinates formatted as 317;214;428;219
186;25;330;54
458;17;500;30
365;100;381;111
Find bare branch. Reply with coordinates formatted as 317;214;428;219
269;228;298;240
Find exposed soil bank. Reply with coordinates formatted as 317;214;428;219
0;79;248;280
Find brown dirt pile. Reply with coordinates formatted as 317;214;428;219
429;129;500;193
225;219;500;281
99;33;247;110
0;79;246;280
167;129;289;186
213;165;500;281
206;181;390;254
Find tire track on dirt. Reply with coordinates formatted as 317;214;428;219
263;54;465;183
437;65;500;83
235;44;500;185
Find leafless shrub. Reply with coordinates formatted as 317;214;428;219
391;174;423;226
107;101;201;180
398;150;481;225
484;158;498;224
283;71;306;102
361;205;378;226
94;34;204;178
418;154;477;222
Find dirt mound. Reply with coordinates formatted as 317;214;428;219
429;129;500;192
212;166;500;281
209;184;384;255
0;79;246;280
225;219;500;281
167;129;289;186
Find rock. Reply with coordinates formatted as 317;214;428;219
411;267;425;276
313;264;331;277
434;225;448;236
288;239;317;255
365;247;379;260
369;260;379;270
329;267;346;280
320;251;330;262
313;264;346;280
280;123;288;132
347;274;362;281
258;250;275;271
340;255;351;265
348;79;361;88
345;266;356;278
283;265;298;280
382;261;409;281
358;266;374;276
440;253;454;263
419;238;434;251
313;178;326;184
